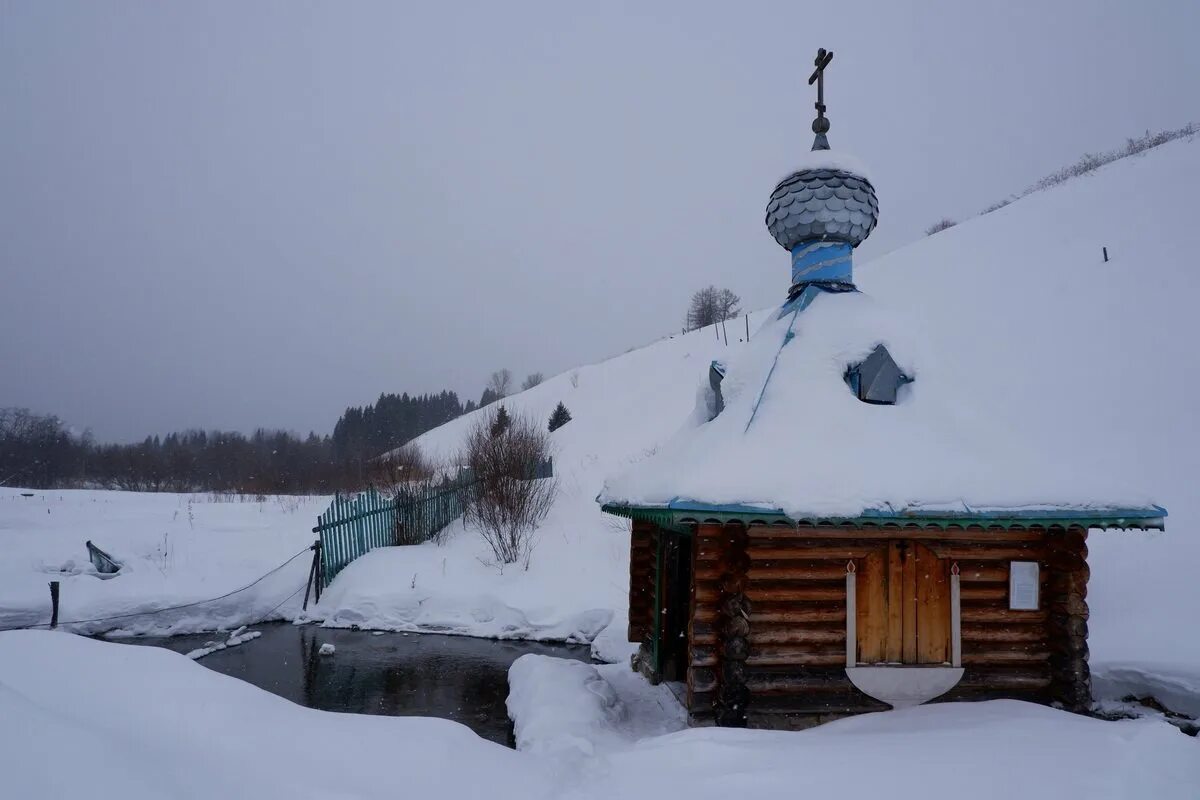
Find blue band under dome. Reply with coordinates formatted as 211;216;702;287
790;239;853;287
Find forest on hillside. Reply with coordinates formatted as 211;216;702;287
1;387;503;493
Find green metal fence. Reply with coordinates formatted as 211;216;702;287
313;477;475;587
313;487;397;588
313;461;552;588
395;480;469;546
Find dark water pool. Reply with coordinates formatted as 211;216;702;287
124;624;592;746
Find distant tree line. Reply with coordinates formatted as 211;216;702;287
333;391;469;464
1;368;554;493
0;408;354;493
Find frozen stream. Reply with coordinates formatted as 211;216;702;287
125;624;592;745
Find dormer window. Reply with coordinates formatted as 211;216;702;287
845;344;911;405
707;361;727;420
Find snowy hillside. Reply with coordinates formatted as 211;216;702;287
314;321;752;648
323;134;1200;679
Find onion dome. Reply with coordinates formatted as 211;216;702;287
765;167;879;251
765;47;879;258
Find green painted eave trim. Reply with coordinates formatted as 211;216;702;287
600;503;1166;532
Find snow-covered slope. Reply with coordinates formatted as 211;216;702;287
326;135;1200;678
315;321;750;647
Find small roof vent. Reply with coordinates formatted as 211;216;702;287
845;344;911;405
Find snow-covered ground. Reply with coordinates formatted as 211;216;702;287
0;489;322;635
2;137;1199;715
2;631;1196;800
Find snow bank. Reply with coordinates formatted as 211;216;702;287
0;630;549;800
583;700;1200;800
314;542;612;643
508;655;688;759
2;632;1196;800
1093;662;1200;720
508;654;626;757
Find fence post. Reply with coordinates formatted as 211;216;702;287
302;541;319;611
49;581;60;628
314;540;324;604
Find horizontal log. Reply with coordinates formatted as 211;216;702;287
750;546;878;561
748;564;851;580
745;674;857;693
747;584;847;602
961;608;1048;623
961;624;1048;643
750;626;846;645
1047;597;1089;617
960;586;1009;602
957;671;1052;691
747;644;846;667
746;698;889;715
963;649;1051;666
956;565;1009;582
749;527;1045;543
924;544;1046;560
750;607;846;624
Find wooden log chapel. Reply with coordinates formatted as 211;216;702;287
598;49;1166;729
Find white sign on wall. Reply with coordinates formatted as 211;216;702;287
1009;561;1040;610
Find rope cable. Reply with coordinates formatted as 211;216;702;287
11;543;316;631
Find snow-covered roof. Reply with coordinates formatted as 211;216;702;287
599;139;1194;525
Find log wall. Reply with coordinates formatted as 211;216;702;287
682;523;1092;729
628;520;657;650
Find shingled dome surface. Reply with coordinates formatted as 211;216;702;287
766;168;879;250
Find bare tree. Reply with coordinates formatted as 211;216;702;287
366;443;433;496
521;372;544;391
685;286;741;331
460;409;556;568
487;369;513;399
925;218;957;236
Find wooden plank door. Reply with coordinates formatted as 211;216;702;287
856;540;951;665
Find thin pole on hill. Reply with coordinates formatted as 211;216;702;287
745;313;750;342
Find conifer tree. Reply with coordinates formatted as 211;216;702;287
490;405;511;438
548;402;572;432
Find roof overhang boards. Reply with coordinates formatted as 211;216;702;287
600;501;1167;534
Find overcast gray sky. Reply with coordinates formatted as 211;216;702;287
2;1;1196;442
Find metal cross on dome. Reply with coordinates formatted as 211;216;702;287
808;48;833;149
